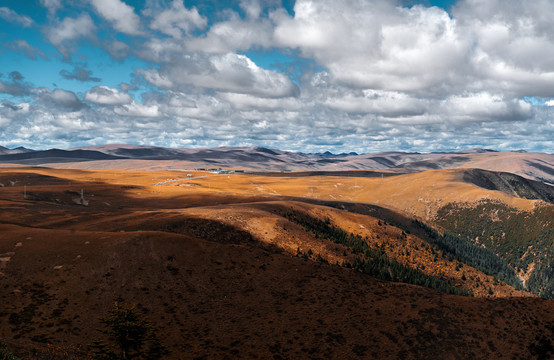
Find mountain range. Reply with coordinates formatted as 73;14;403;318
1;144;553;185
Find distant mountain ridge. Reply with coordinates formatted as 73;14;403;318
0;144;552;185
0;149;125;163
0;145;34;155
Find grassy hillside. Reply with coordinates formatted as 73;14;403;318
0;166;551;358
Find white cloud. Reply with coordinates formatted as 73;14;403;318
274;1;469;94
324;90;426;117
91;0;142;35
40;0;62;17
35;88;83;112
218;93;303;112
186;17;273;53
149;0;206;38
141;53;299;98
0;116;10;127
141;91;231;121
453;0;554;97
136;37;184;62
440;93;533;123
240;0;263;19
3;0;554;154
85;86;132;105
0;7;34;27
47;14;95;44
46;14;96;57
1;101;30;122
140;69;174;88
114;101;160;117
271;0;554;100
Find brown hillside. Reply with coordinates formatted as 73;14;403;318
0;166;552;359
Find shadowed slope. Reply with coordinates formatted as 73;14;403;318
462;169;554;203
0;166;552;359
1;222;552;360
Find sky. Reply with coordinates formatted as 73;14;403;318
0;0;553;153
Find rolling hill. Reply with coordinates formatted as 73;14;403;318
1;145;553;184
0;146;553;358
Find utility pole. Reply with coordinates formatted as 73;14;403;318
23;185;26;199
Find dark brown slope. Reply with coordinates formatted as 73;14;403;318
462;169;554;203
0;166;552;359
1;224;553;360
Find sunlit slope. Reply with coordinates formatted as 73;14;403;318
0;166;545;218
159;169;538;219
466;152;553;179
0;166;530;298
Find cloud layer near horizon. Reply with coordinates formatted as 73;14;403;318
0;0;553;153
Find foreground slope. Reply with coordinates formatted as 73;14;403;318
1;224;552;359
0;166;552;358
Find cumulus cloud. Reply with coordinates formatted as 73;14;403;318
85;86;132;105
91;0;142;35
140;90;231;121
149;0;206;38
3;0;554;154
186;12;273;53
60;66;101;82
46;14;96;57
0;7;34;27
453;0;554;97
35;88;84;112
440;93;533;123
270;0;554;99
274;0;470;95
140;53;299;98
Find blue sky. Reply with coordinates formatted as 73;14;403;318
0;0;553;153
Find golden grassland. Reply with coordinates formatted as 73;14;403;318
0;165;552;359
